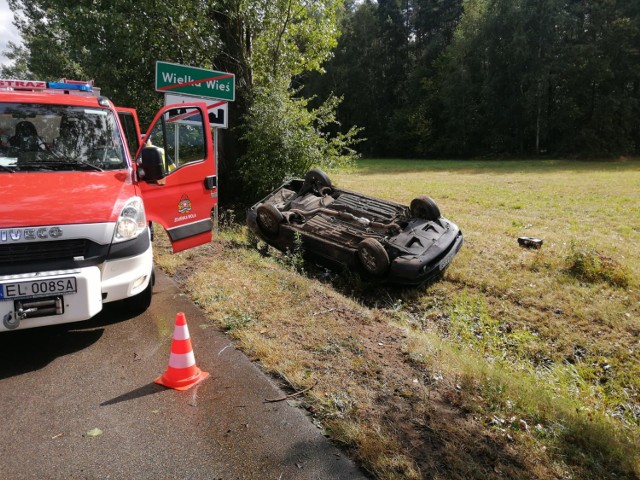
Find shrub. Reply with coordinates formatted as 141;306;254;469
566;242;631;288
239;76;362;200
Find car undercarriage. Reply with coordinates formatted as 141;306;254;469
247;170;463;285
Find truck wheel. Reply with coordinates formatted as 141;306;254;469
357;238;390;276
410;196;441;221
256;203;284;236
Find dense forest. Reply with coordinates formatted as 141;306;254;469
305;0;640;158
3;0;640;197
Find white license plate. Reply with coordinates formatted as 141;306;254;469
439;248;456;271
0;277;77;300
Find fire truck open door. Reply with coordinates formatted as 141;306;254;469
136;103;217;253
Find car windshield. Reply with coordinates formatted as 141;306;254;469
0;102;127;172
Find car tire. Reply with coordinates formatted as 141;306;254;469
357;238;390;276
256;203;284;236
410;196;441;221
304;169;332;193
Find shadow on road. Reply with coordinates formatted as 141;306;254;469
82;301;149;329
100;382;166;406
0;324;104;380
0;301;146;380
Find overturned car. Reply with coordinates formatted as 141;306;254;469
247;170;463;286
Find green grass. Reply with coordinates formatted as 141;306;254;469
156;158;640;479
336;158;640;477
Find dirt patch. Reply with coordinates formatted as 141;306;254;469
347;317;537;479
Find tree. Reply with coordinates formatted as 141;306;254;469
240;77;360;197
304;0;412;156
431;0;640;156
303;1;376;149
5;0;86;81
211;0;359;200
0;43;31;78
6;0;221;124
303;0;465;158
307;0;639;157
395;0;464;156
5;0;359;203
548;0;640;154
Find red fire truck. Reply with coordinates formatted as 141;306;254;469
0;79;217;331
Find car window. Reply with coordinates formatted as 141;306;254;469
118;111;140;159
145;106;206;175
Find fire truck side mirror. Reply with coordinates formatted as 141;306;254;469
138;146;166;182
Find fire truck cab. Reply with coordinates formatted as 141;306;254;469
0;79;217;331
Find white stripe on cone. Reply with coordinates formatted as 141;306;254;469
168;351;196;369
172;324;190;341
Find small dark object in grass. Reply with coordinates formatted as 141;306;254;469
518;237;543;249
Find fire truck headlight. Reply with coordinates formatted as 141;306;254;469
114;197;147;242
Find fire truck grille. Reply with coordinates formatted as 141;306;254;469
0;240;88;266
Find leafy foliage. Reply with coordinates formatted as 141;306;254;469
304;0;640;157
433;0;640;156
240;77;360;198
5;0;639;176
4;0;223;124
566;242;632;288
247;0;341;81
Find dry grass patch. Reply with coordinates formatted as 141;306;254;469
154;159;640;479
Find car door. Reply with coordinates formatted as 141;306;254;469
137;102;217;253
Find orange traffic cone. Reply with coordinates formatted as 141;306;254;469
155;312;209;391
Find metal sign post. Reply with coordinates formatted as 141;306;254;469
213;128;219;232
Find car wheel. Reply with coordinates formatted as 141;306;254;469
357;238;390;276
304;169;332;194
410;196;441;221
256;203;284;236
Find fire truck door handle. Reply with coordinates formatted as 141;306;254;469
204;176;217;190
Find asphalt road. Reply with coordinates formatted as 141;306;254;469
0;272;367;480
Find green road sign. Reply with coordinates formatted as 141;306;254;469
155;61;235;102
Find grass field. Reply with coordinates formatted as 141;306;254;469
156;158;640;479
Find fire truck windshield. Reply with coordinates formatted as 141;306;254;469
0;103;127;172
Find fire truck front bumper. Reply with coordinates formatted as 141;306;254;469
0;267;103;332
0;241;154;332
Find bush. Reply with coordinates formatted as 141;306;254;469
239;76;362;200
566;242;631;288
